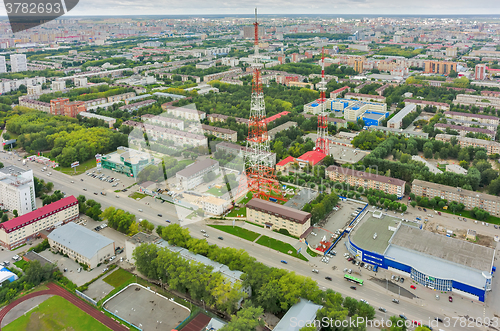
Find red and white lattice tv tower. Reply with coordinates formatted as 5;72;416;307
315;47;329;155
244;8;286;203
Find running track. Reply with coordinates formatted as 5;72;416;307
0;283;128;331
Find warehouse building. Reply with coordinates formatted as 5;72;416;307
246;198;312;237
176;159;220;190
326;165;405;198
0;196;79;250
346;212;494;302
48;222;115;269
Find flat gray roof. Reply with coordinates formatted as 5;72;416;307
387;104;416;124
390;224;494;272
274;298;322;331
48;222;114;260
350;213;402;254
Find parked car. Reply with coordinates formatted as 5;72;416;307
280;260;287;264
438;211;442;215
411;285;416;289
400;277;404;283
423;208;427;212
449;296;453;302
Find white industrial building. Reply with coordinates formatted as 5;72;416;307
0;166;36;216
48;222;115;269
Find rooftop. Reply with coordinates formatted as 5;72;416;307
201;124;236;135
247;198;311;224
444;111;499;121
0;196;78;232
264;111;290;124
435;123;496;135
79;112;115;122
127;232;158;246
274;298;322;331
345;92;386;100
435;134;500;147
47;222;114;260
350;213;403;254
277;156;296;167
412;179;500;204
389;224;495;273
296;150;326;166
403;99;449;107
387;104;417;124
123;121;206;141
176;159;219;179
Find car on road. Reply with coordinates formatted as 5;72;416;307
94;192;98;195
435;317;443;323
281;260;287;264
449;296;453;302
378;307;386;312
325;276;332;281
438;211;441;215
350;286;356;290
3;261;9;266
392;299;399;304
80;178;84;181
201;230;206;233
399;314;407;320
416;217;421;220
138;209;143;212
495;225;498;229
157;214;162;217
410;285;416;289
400;277;404;283
115;195;119;198
360;299;368;304
423;208;427;212
165;220;171;223
418;207;422;210
312;269;319;273
203;233;209;238
218;236;223;240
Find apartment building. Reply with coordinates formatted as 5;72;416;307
475;64;487;80
207;113;249;125
454;94;500;110
176;159;219;190
122;121;207;147
49;98;86;118
434;123;496;139
424;60;457;75
435;134;500;155
344;92;386;103
78;112;116;128
10;54;27;72
201;124;237;142
161;105;207;121
326;165;405;198
329;86;349;99
246;198;312;237
0;196;78;250
444;111;499;127
387;104;417;129
141;113;184;130
200;196;230;216
0;56;6;73
48;222;114;269
203;68;242;82
404;99;450;111
19;98;50;113
119;99;156;112
0;166;36;216
107;92;136;103
412;179;500;216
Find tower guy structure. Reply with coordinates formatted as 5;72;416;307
315;47;329;155
244;8;286;202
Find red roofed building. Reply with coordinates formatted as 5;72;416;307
276;156;296;172
264;111;290;124
296;151;326;168
330;86;350;98
0;196;79;250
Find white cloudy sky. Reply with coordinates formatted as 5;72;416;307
0;0;498;16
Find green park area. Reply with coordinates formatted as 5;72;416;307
256;235;308;261
3;296;110;331
129;192;148;200
208;225;260;241
206;187;226;197
103;268;136;288
57;158;97;176
226;207;246;218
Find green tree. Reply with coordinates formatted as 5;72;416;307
12;210;18;217
219;304;265;331
1;214;8;223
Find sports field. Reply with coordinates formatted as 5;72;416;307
3;296;110;331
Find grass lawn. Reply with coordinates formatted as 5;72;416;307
256;235;308;261
57;158;97;176
237;192;254;205
3;295;110;331
14;260;29;270
208;225;261;241
206;187;226;197
102;269;135;288
226;207;246;218
438;208;500;225
307;247;319;257
129;192;148;200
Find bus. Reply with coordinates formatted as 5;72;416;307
344;274;364;286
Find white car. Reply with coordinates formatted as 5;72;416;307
203;233;209;238
360;299;369;304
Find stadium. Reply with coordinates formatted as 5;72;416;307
345;210;495;302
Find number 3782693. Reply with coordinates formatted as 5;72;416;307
5;2;61;14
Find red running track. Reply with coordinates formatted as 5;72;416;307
0;283;128;331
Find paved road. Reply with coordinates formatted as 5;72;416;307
0;283;128;331
188;222;488;331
